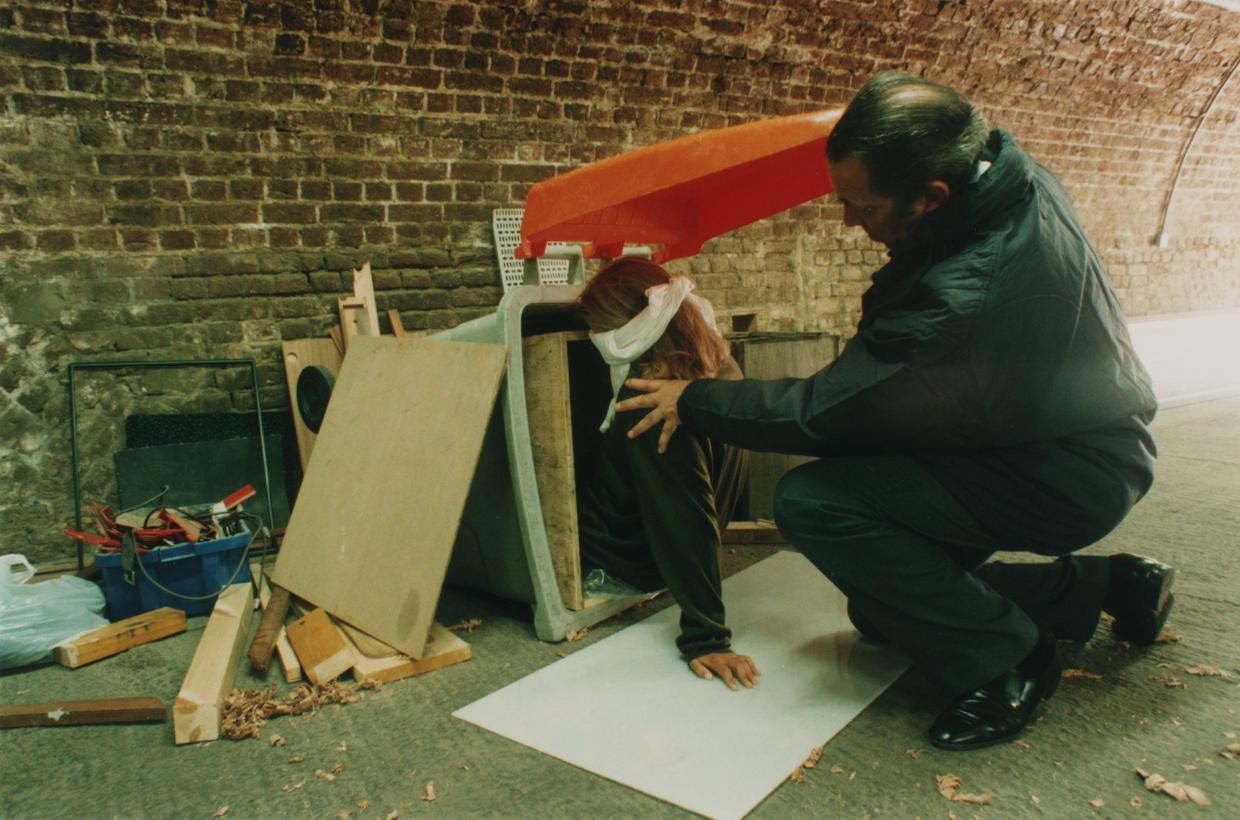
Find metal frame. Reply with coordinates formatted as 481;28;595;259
67;358;275;570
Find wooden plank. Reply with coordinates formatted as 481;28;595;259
257;572;302;683
273;337;507;659
285;608;355;686
281;338;344;472
172;583;254;745
722;521;786;545
352;261;381;336
52;607;187;669
247;583;291;674
523;332;584;611
338;297;372;350
0;697;165;729
387;307;407;337
736;334;837;520
346;622;470;686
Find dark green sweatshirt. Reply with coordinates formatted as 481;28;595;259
577;374;748;660
677;131;1157;552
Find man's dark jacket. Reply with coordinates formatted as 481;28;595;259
679;130;1157;552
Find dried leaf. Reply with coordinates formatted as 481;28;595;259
830;765;845;774
1062;667;1104;682
1219;743;1240;761
1136;768;1212;806
936;774;993;804
456;763;470;771
788;746;823;782
1130;797;1142;808
555;651;567;658
1185;664;1234;679
357;801;371;811
211;807;229;818
565;627;589;641
337;741;348;752
1014;739;1031;750
1031;795;1040;805
1088;798;1104;808
904;748;923;759
281;778;306;793
386;812;399;819
420;781;436;802
288;754;306;764
331;763;345;775
269;734;287;747
1151;674;1186;689
1155;624;1182;643
849;771;857;781
1183;763;1197;771
1225;731;1237;739
316;769;337;782
447;618;482;632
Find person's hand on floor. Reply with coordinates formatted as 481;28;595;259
616;378;691;454
689;651;761;691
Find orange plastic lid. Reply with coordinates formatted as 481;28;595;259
517;109;841;263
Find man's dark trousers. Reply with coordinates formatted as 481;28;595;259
772;454;1111;694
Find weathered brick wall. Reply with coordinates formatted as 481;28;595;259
2;0;1238;562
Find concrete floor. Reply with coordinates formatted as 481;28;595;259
3;397;1239;818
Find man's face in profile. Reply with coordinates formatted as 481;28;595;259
828;156;929;248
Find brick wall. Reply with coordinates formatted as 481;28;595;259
2;0;1238;562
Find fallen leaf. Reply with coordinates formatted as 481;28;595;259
447;618;482;632
1136;768;1212;806
269;734;287;747
1031;795;1040;805
788;746;823;782
1219;743;1240;761
904;748;923;759
211;807;229;818
357;800;371;810
565;627;589;641
1183;763;1197;771
335;812;350;820
1088;798;1104;808
420;781;436;802
555;651;567;658
1225;731;1237;739
331;763;345;775
1063;667;1104;682
1155;624;1182;643
830;765;845;774
1014;739;1031;750
936;774;993;804
1185;665;1235;679
281;778;306;793
386;813;398;819
337;741;348;752
316;769;337;782
1130;796;1143;807
1151;674;1186;688
456;763;470;771
287;754;306;764
849;771;857;781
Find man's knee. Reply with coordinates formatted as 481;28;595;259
773;460;869;546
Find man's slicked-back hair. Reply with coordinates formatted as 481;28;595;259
826;71;989;202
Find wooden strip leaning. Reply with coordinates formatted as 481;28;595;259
53;607;187;669
172;584;254;745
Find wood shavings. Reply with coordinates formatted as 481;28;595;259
288;754;305;763
1136;768;1211;806
357;801;371;811
1062;667;1104;682
337;741;348;752
1183;763;1197;772
456;763;470;771
1014;739;1031;750
829;765;845;774
1219;743;1240;761
386;812;398;819
788;746;823;782
936;774;993;805
420;781;436;802
555;651;568;658
316;769;337;782
1030;795;1040;805
269;734;286;747
1225;731;1237;739
1151;674;1186;689
447;618;482;632
565;627;589;641
211;807;229;818
1184;664;1235;679
1130;797;1142;808
904;748;922;759
1154;624;1182;643
281;778;306;793
221;682;366;740
331;763;345;775
1088;798;1104;808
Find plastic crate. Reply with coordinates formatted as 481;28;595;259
95;528;253;620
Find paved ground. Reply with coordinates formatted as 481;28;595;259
3;397;1238;818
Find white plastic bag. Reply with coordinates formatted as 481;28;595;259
0;554;108;670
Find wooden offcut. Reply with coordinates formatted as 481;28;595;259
52;607;186;669
0;697;166;729
281;338;343;472
736;334;837;519
285;608;355;686
273;337;507;659
257;573;301;683
352;261;381;336
247;582;291;674
523;331;585;611
345;622;471;686
172;583;254;745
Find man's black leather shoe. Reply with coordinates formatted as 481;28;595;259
1106;554;1175;646
928;645;1061;751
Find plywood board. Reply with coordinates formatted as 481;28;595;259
523;332;584;611
737;334;836;519
281;338;343;472
454;551;909;820
53;607;186;669
173;583;254;745
273;336;507;659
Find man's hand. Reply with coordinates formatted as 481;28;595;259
614;378;691;454
689;652;761;691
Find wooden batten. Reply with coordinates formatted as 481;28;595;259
1;697;166;729
256;573;301;683
53;607;187;669
172;584;254;745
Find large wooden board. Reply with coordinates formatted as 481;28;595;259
281;338;344;472
735;334;836;520
273;337;507;659
523;332;584;611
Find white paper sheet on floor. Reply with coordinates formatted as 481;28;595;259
453;550;910;819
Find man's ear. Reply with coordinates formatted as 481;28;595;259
921;179;952;214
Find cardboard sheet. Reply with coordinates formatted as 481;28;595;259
454;551;909;818
275;337;507;659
